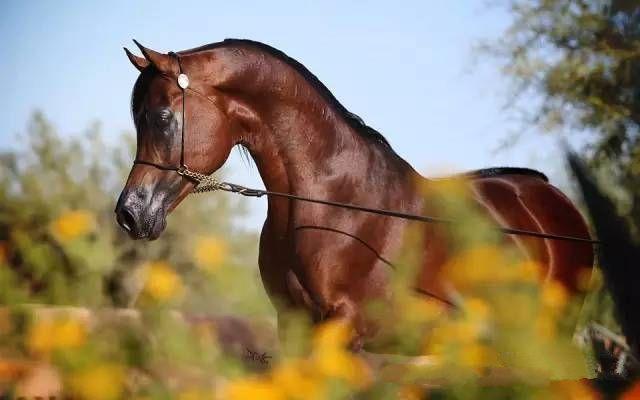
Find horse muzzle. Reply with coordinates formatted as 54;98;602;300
115;186;168;240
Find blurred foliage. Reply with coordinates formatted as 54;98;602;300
0;112;624;398
0;111;268;315
485;0;640;227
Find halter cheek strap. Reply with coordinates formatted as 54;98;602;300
133;51;199;180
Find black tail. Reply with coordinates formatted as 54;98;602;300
568;152;640;359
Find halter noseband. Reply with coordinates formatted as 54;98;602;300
133;52;201;181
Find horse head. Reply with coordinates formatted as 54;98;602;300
115;41;236;240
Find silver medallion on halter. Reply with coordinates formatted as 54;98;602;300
177;73;189;89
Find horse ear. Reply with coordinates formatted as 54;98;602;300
132;39;175;73
124;47;149;72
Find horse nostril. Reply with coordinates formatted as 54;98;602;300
117;206;137;234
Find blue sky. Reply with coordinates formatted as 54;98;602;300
1;1;569;228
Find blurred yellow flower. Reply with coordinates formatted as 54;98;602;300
193;236;228;271
442;245;544;297
443;245;508;290
517;260;542;282
50;210;95;242
464;298;491;321
313;347;371;388
142;261;183;302
178;388;215;400
541;281;568;311
68;363;125;400
221;377;285;400
311;321;372;388
459;343;496;372
27;318;86;355
271;360;324;400
423;176;470;198
312;320;352;350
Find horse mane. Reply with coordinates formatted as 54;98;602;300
461;167;549;182
182;39;392;149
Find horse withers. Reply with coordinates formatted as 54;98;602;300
115;39;594;351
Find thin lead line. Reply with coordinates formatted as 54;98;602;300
194;180;600;244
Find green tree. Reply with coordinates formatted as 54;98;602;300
486;0;640;227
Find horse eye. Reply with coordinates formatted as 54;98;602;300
158;109;172;122
152;109;173;129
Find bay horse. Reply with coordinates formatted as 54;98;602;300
115;39;594;351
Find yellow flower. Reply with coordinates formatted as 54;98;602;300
517;260;542;282
313;347;371;388
443;320;483;345
142;261;183;302
311;321;372;388
312;320;352;351
27;318;86;355
443;245;506;289
221;377;285;400
50;210;95;242
459;343;496;372
541;281;568;311
68;363;125;400
178;388;215;400
271;360;324;400
193;236;228;271
423;176;470;198
464;298;491;321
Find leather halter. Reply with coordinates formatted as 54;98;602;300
132;52;200;180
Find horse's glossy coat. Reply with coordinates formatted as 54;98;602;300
116;39;594;350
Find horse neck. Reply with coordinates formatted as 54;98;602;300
212;45;420;215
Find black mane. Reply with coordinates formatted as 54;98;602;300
182;39;392;148
462;167;549;182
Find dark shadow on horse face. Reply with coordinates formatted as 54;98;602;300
115;62;234;240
